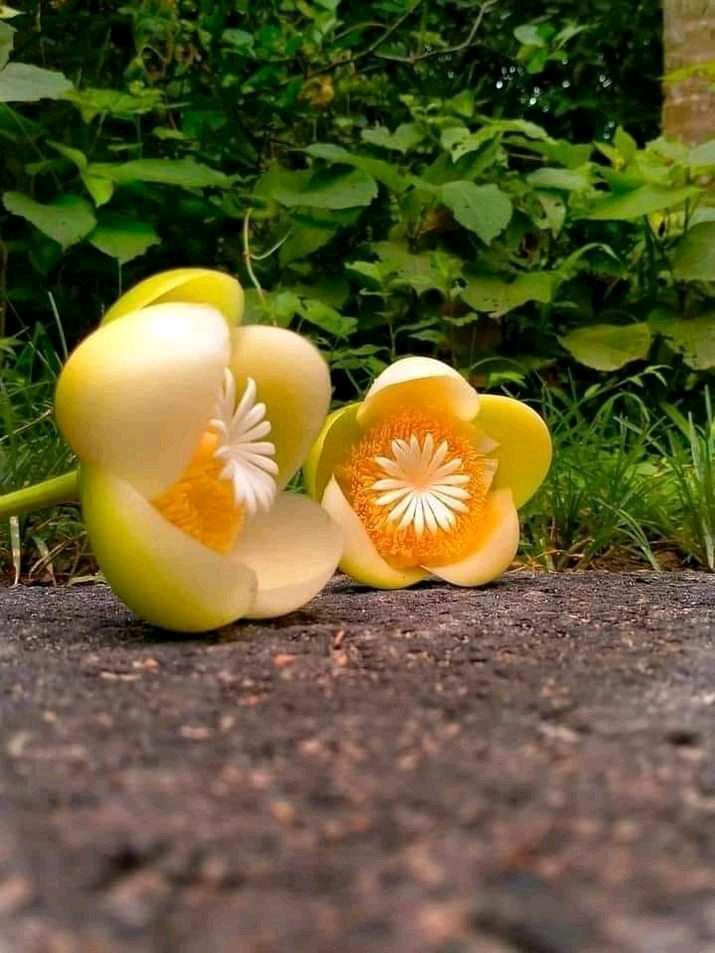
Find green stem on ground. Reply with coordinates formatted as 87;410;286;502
0;471;80;520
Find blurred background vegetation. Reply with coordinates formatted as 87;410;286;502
1;0;714;578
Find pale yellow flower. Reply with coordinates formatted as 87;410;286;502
56;269;342;631
305;357;551;588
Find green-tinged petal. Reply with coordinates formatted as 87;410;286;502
229;325;331;489
358;356;479;429
81;465;257;632
102;268;244;328
233;492;343;619
425;489;519;586
321;476;426;589
56;303;230;499
303;402;361;501
475;395;552;508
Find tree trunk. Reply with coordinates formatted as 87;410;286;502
663;0;715;143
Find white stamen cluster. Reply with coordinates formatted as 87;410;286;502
211;370;278;515
372;433;470;535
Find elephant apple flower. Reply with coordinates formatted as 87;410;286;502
304;357;551;588
48;268;343;631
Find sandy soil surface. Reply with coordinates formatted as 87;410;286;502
0;572;714;953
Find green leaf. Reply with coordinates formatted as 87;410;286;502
373;242;462;295
290;276;350;309
88;158;231;189
348;260;384;285
0;6;21;17
305;143;406;192
559;322;651;370
509;136;592;169
441;181;512;244
461;272;553;316
653;313;715;369
527;167;591;191
272;167;377;210
442;119;547;162
279;209;361;265
0;21;13;69
82;174;114;207
48;139;87;170
361;122;424;154
672;222;715;281
330;344;387;374
297;299;356;338
687;139;715;168
535;191;566;236
66;86;163;122
0;62;72;102
48;140;115;206
514;24;548;47
222;28;254;52
555;23;588;46
583;185;699;221
614;126;637;164
89;214;161;264
3;192;96;250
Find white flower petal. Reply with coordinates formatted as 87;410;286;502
233;492;343;619
56;303;230;499
230;326;331;488
81;465;256;632
358;356;479;428
321;477;426;588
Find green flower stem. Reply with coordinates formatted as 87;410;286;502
0;470;80;520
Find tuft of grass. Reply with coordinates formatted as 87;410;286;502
1;330;714;582
520;370;666;571
0;326;90;583
650;390;715;570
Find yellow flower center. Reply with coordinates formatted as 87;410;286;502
152;433;244;555
151;372;279;556
340;410;497;569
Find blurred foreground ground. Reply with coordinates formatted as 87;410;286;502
0;573;714;953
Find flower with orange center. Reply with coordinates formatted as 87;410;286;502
304;357;552;588
53;268;343;631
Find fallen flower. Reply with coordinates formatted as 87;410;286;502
304;357;551;588
5;268;343;631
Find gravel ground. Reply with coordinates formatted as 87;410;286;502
0;571;714;953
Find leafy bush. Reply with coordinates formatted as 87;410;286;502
1;0;684;399
245;111;715;397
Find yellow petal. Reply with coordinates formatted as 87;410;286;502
321;476;426;589
102;268;244;328
475;395;552;508
425;488;519;586
56;303;230;499
229;326;331;489
81;465;257;632
233;492;343;619
358;356;479;428
303;402;361;501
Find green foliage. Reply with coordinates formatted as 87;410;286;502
658;392;715;570
5;1;714;580
521;375;715;572
0;0;709;395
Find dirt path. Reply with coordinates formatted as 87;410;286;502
0;572;714;953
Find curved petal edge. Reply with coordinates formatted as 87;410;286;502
102;268;244;328
234;492;343;619
322;476;427;589
81;465;257;632
474;395;552;509
425;488;519;586
303;402;362;502
358;357;479;428
230;325;331;489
